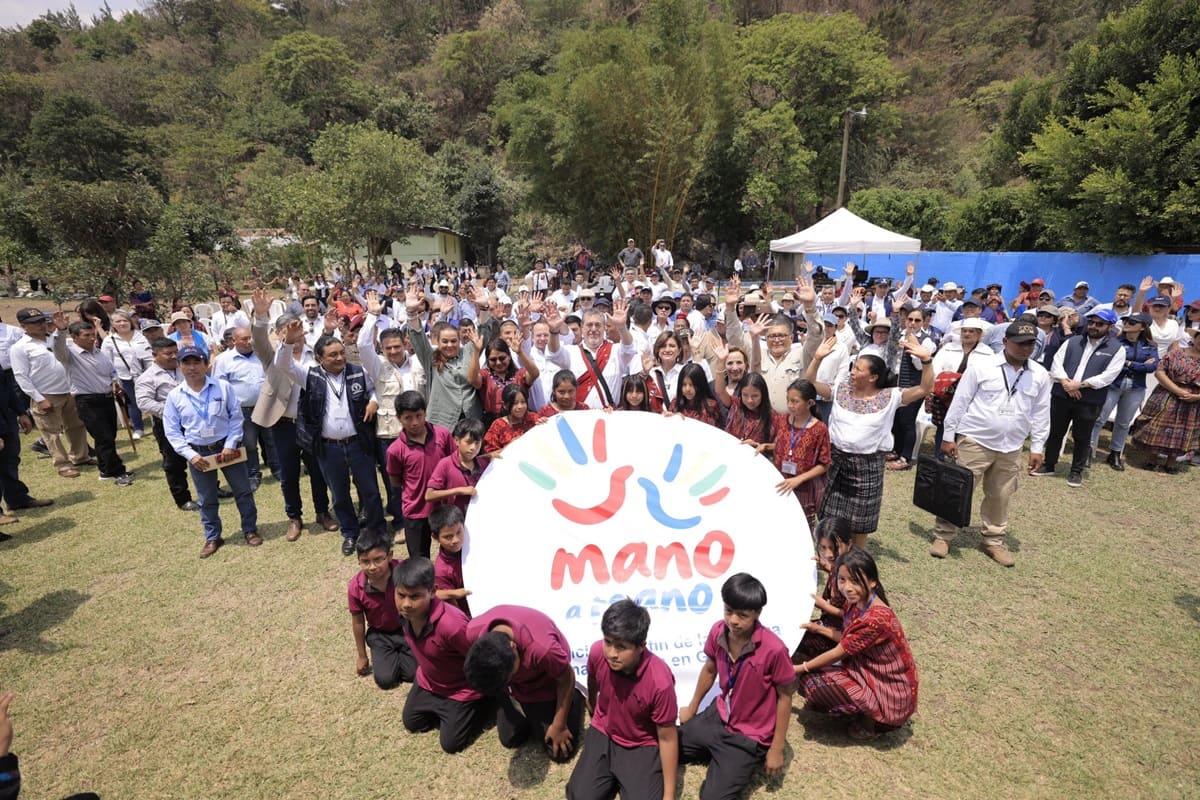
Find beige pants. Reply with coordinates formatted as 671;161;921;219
29;393;90;470
933;437;1022;548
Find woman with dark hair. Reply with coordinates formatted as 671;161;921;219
723;372;776;449
483;383;535;455
1133;326;1200;474
77;299;111;334
466;332;539;427
641;330;687;413
806;334;933;549
1090;313;1159;470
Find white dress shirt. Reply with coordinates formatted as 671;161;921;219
943;354;1051;454
1050;336;1125;389
54;337;116;395
12;335;70;400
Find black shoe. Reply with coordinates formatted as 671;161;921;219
1030;464;1055;477
115;473;134;487
10;498;53;509
1067;470;1083;488
341;536;357;556
178;501;200;511
216;486;234;499
31;440;50;458
1109;452;1125;471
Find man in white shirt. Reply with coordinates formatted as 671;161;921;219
1034;308;1125;487
212;326;274;489
11;308;91;478
936;319;1051;567
209;294;251;344
931;282;963;334
554;302;637;409
651;239;673;271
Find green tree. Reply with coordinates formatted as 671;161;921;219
1022;54;1200;252
848;187;952;250
25;19;61;51
738;14;903;209
25;94;145;183
262;32;371;129
732;103;817;249
128;200;233;303
281;123;437;267
945;186;1045;251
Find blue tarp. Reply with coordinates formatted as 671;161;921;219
797;251;1199;300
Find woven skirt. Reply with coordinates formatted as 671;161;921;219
819;447;885;534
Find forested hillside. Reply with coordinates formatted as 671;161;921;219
1;0;1197;299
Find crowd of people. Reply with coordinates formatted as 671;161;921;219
2;247;1197;799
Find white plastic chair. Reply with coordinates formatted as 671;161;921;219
910;409;933;462
268;299;285;324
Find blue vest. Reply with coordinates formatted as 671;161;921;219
1054;335;1121;406
298;363;375;455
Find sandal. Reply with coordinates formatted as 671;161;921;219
886;458;911;471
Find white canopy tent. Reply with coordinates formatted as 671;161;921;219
770;207;921;254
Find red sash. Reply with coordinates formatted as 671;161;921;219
576;341;613;407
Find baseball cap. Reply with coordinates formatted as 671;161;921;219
1087;308;1119;325
1035;306;1060;318
1005;320;1038;343
1075;281;1089;289
178;345;207;361
1125;313;1151;326
1039;289;1057;302
822;313;838;326
592;293;613;307
961;297;981;307
1148;295;1172;307
15;308;48;324
1188;299;1200;311
99;294;115;303
139;318;163;331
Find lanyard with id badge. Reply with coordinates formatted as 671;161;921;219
186;383;221;440
782;416;815;476
998;364;1026;416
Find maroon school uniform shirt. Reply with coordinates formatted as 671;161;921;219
465;605;572;704
587;640;677;748
346;559;403;632
400;596;482;702
704;619;794;746
426;452;487;516
385;423;454;520
434;548;471;618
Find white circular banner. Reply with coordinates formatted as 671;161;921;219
464;410;815;710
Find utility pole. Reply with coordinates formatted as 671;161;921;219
836;107;868;208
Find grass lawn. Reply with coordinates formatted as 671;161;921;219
0;296;1196;799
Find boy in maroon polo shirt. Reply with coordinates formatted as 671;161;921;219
386;391;454;560
424;417;487;516
678;573;795;800
348;530;417;689
393;557;494;753
567;599;678;800
430;505;471;617
463;604;585;763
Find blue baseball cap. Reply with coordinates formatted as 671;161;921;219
1087;308;1119;325
1147;295;1172;307
822;313;838;326
178;345;207;362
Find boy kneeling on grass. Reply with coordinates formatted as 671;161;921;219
678;573;795;800
347;530;416;690
394;557;494;753
463;605;585;762
567;599;678;800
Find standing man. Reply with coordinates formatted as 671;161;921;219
758;282;822;414
1058;281;1099;316
1035;308;1125;487
652;238;674;272
163;346;260;558
212;326;275;490
250;298;337;542
135;338;199;511
278;321;385;556
935;319;1051;567
554;301;636;409
618;239;644;272
0;366;51;521
208;293;251;345
11;308;92;478
51;314;132;486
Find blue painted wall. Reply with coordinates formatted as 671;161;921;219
794;252;1199;300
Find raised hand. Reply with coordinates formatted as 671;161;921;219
815;335;838;359
467;325;484;352
906;262;916;277
747;313;772;338
283;318;306;345
900;334;932;361
252;285;271;321
529;292;546;315
405;284;424;314
795;278;815;306
542;302;562;330
724;278;741;306
323;308;338;334
1139;275;1155;292
844;262;856;278
365;289;383;317
804;261;815;275
609;297;629;328
51;310;69;331
641;350;655;373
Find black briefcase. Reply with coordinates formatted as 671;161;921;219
912;455;974;528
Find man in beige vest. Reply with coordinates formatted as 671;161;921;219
248;286;337;542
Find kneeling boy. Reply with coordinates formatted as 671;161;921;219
347;530;416;689
566;599;678;800
463;604;584;762
394;557;493;753
678;573;794;800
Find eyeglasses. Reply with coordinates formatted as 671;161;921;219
765;333;790;340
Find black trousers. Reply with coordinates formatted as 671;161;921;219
890;397;923;461
74;393;124;477
272;418;329;521
1044;395;1102;474
151;416;192;506
365;628;417;690
566;726;664;800
404;516;432;560
401;683;495;754
0;420;32;509
678;704;767;800
496;689;585;763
